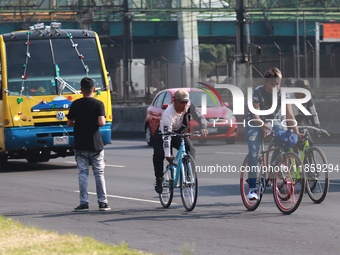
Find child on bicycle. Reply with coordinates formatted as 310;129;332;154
246;68;303;200
153;89;208;194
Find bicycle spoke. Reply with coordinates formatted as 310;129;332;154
304;147;329;203
240;155;262;211
273;152;305;214
180;155;198;211
159;166;174;208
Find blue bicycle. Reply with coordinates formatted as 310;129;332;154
159;132;200;211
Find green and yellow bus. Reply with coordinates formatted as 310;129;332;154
0;22;112;170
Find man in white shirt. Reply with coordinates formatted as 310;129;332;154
153;89;208;194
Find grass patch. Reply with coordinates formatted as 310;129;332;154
0;215;150;255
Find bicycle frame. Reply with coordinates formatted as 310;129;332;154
165;137;187;188
297;138;309;163
267;134;302;182
296;125;330;163
297;126;330;161
259;136;280;186
289;130;312;179
243;134;282;196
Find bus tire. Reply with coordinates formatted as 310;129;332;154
0;153;8;171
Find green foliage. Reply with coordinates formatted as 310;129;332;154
199;44;231;77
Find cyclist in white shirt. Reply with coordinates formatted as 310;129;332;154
153;89;208;194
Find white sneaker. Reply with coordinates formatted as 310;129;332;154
247;188;258;200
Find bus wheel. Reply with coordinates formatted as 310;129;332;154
0;153;8;171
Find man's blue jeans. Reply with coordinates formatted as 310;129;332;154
246;120;285;188
75;150;108;205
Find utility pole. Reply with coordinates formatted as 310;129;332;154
296;14;301;78
236;0;248;91
122;0;132;99
236;0;247;63
274;41;282;71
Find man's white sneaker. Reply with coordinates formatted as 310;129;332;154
247;188;258;200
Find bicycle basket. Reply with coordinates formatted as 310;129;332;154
274;130;298;150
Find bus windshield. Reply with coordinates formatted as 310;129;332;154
6;37;104;96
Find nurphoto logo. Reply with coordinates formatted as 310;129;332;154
200;84;312;127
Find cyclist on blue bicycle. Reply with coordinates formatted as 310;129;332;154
153;89;208;194
246;67;303;200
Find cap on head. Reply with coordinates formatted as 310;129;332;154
295;79;310;90
174;89;190;102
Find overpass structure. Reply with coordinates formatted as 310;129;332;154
1;1;340;40
1;1;340;96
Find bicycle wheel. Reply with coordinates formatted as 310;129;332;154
180;154;198;211
273;152;305;214
159;166;174;208
304;146;329;204
240;155;262;211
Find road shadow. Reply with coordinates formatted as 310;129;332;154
4;206;283;223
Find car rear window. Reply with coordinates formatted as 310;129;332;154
153;92;166;107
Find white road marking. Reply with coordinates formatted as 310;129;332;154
65;161;125;168
75;191;166;204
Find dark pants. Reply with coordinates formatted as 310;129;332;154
152;133;196;179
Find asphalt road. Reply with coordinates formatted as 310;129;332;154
1;139;340;255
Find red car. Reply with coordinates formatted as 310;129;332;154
144;87;238;146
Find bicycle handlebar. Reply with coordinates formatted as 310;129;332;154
298;126;330;136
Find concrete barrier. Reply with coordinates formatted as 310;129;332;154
111;100;340;144
314;100;340;135
111;106;148;139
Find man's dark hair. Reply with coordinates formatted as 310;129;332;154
80;77;94;93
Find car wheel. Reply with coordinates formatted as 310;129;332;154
145;124;154;146
225;137;236;144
